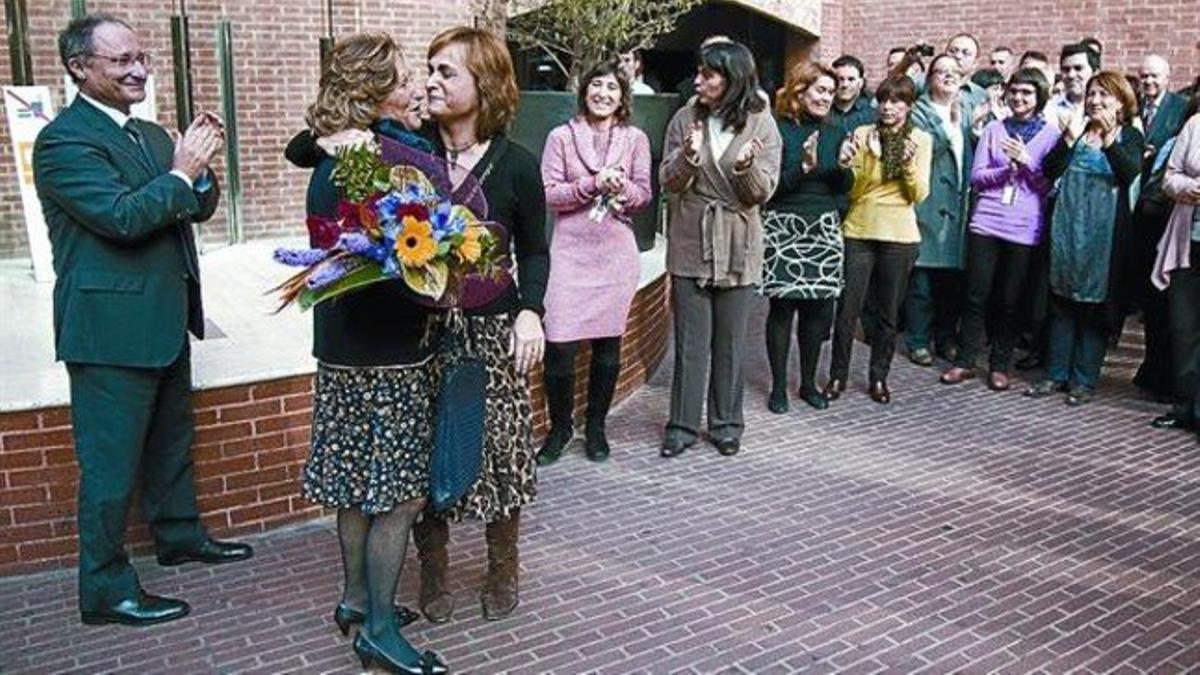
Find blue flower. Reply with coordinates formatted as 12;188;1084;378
429;201;461;242
273;247;329;267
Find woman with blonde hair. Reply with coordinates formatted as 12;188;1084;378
290;33;447;674
1025;71;1143;405
762;60;852;412
412;26;549;624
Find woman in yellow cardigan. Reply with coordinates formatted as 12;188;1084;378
824;75;932;404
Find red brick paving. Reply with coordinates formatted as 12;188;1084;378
1;302;1198;674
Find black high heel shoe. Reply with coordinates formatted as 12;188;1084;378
353;631;448;674
333;603;420;636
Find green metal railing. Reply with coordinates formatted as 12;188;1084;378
216;19;243;245
5;0;34;85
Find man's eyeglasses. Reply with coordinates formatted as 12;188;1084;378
89;51;153;70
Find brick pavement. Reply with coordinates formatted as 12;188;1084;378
2;299;1198;674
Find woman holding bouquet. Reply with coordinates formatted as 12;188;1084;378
536;59;653;466
413;27;548;623
291;34;447;674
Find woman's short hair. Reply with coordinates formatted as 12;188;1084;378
1006;67;1050;110
971;68;1005;90
306;33;402;138
1087;70;1139;123
576;59;632;123
774;60;836;121
926;53;961;82
696;41;766;132
428;26;520;141
875;74;918;106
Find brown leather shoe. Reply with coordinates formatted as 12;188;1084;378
939;367;976;385
413;515;455;623
987;372;1011;391
822;379;846;401
868;381;891;404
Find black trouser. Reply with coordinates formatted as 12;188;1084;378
1168;247;1200;426
955;232;1037;373
66;344;206;613
831;239;919;383
903;267;965;353
543;337;622;433
766;297;835;396
1132;205;1175;395
1021;235;1052;354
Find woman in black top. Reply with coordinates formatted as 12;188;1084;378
762;61;853;412
290;34;447;674
412;27;549;624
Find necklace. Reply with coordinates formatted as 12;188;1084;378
444;137;479;165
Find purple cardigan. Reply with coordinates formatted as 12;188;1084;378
968;119;1061;245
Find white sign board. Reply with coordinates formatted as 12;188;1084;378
2;86;57;282
63;74;158;122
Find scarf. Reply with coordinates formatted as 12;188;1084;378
1002;114;1046;145
878;119;914;182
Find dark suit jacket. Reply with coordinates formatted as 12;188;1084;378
1143;91;1188;156
33;97;220;368
1138;92;1189;211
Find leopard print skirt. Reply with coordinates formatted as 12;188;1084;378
439;313;538;523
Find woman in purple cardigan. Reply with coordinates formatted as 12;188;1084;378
941;68;1060;391
537;60;653;465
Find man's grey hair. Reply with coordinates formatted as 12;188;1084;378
58;13;132;82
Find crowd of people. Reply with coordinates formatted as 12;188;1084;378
30;10;1200;675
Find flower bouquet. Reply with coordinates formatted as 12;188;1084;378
271;133;511;311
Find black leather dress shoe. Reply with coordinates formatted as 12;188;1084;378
158;539;254;567
660;437;692;458
822;379;846;401
81;592;190;626
798;388;829;410
869;381;891;404
1151;414;1195;431
715;438;741;456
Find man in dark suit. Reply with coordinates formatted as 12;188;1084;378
33;13;251;627
1131;54;1190;399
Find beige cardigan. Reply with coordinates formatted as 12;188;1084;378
660;103;782;287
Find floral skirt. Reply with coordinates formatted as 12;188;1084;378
301;360;436;515
440;314;537;522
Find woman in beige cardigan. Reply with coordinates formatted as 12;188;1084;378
659;41;782;458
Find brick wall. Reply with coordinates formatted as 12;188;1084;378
0;274;668;576
0;0;473;257
838;0;1199;90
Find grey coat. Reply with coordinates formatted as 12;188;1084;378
910;95;975;269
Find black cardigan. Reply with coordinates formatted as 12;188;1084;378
289;127;432;367
1043;123;1144;323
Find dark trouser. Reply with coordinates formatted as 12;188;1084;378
66;344;205;612
666;277;753;444
955;232;1037;373
903;267;965;353
766;297;835;396
1132;207;1174;396
1046;295;1109;390
543;337;622;432
1021;237;1052;354
831;239;920;383
1168;247;1200;425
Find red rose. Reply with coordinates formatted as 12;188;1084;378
306;214;341;249
395;202;430;223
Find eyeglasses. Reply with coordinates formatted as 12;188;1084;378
89;51;153;70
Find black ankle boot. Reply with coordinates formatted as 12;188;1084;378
537;374;574;466
584;358;620;462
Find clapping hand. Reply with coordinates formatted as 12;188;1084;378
838;133;863;167
1059;106;1086;144
598;166;625;195
801;131;820;174
1095;109;1120;146
1001;135;1031;167
172;113;224;181
734;138;764;172
684;120;704;163
902;136;919;165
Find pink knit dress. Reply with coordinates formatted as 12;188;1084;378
540;118;653;342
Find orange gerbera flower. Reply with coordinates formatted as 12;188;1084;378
457;226;483;264
395;216;437;268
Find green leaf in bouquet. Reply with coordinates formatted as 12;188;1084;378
297;263;389;310
402;260;449;300
437;240;452;256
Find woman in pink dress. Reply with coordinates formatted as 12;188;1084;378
537;60;653;464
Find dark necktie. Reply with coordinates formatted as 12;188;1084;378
126;119;200;281
1143;101;1157;130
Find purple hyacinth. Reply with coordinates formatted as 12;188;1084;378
306;259;350;289
338;232;374;255
273;247;329;267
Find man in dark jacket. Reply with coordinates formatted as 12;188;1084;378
33;13;251;627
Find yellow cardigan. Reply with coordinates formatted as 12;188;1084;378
841;125;932;243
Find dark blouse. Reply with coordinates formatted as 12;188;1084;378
423;129;549;318
766;117;854;216
288;127;432;367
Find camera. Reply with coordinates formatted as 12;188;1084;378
913;42;935;57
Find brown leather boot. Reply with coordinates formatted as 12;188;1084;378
481;510;520;621
412;515;454;623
